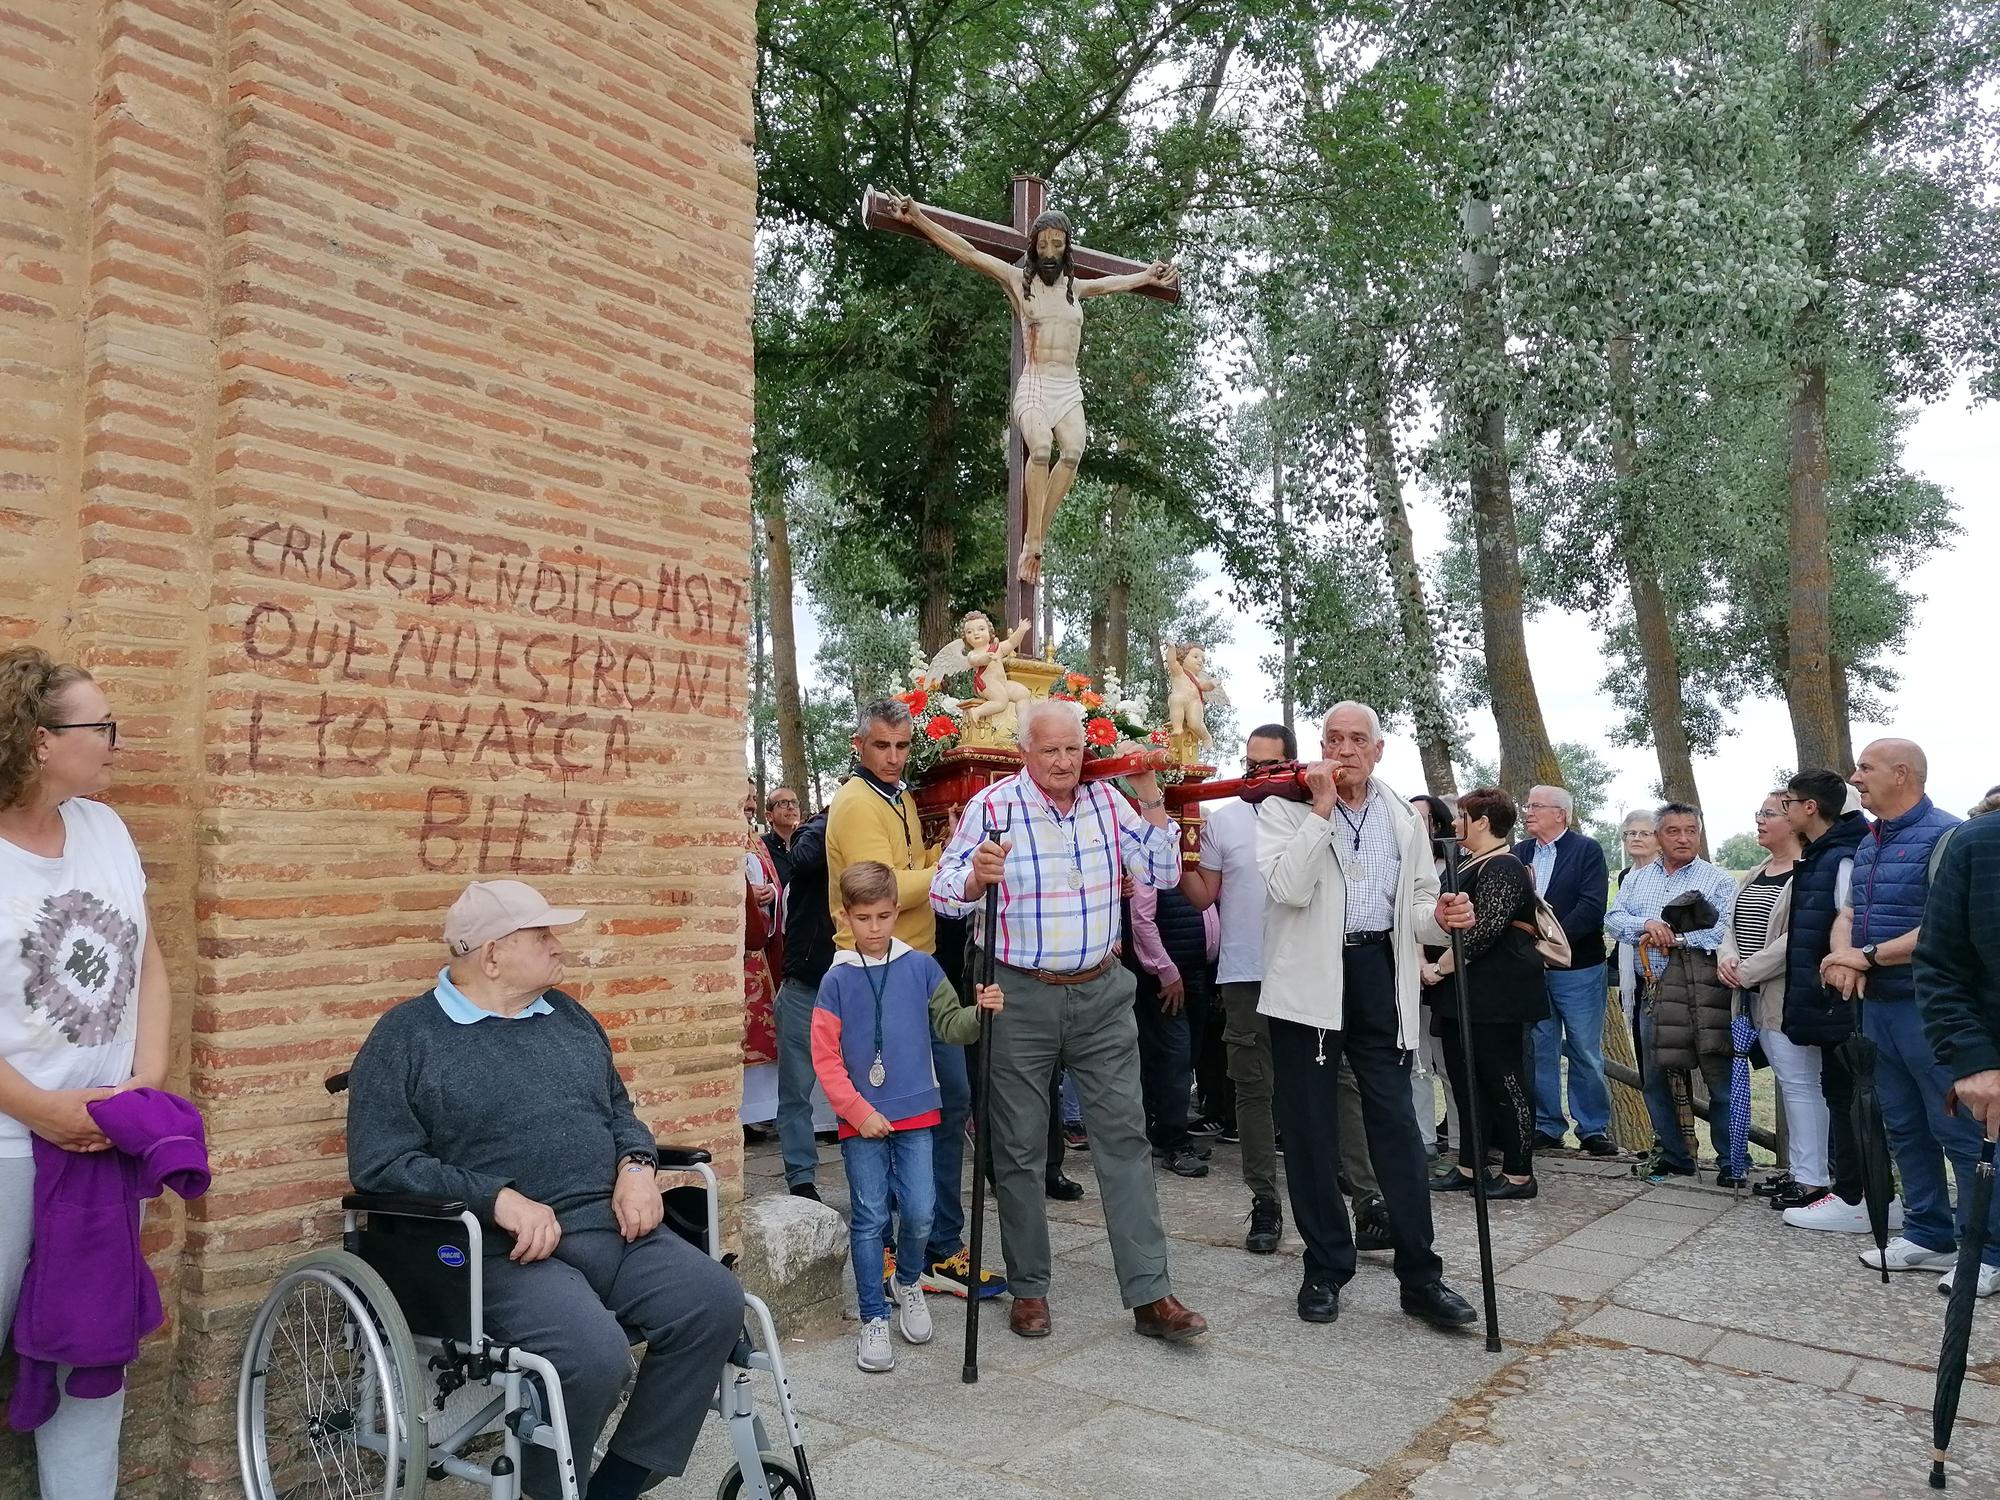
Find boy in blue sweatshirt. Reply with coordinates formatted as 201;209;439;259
812;861;1002;1372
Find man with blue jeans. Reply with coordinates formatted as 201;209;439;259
1606;803;1740;1178
1515;786;1615;1157
1823;739;1990;1289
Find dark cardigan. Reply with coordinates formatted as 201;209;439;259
1429;849;1550;1028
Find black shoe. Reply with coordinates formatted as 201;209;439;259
1217;1126;1242;1144
1714;1171;1748;1190
1771;1179;1827;1210
1753;1171;1795;1198
1482;1174;1538;1200
1297;1278;1340;1324
1044;1173;1085;1201
1580;1134;1621;1159
1643;1155;1697;1182
1245;1195;1282;1255
1164;1145;1210;1178
1430;1168;1476;1193
788;1182;822;1203
1401;1279;1478;1329
1353;1193;1394;1252
1532;1131;1567;1153
1188;1118;1224;1138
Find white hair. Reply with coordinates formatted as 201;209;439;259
1017;697;1085;749
1323;701;1384;742
1532;785;1574;816
1620;809;1656;831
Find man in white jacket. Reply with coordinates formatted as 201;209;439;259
1259;702;1480;1329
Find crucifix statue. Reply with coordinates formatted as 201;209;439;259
862;176;1181;648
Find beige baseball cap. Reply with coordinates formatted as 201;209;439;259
443;880;585;955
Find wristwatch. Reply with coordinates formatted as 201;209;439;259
1861;943;1880;969
619;1152;656;1175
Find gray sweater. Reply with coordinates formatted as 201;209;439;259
346;988;657;1245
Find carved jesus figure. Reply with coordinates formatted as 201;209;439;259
882;194;1179;583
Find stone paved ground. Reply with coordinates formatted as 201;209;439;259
633;1130;2000;1499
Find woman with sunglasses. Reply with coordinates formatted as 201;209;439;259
0;645;171;1497
1718;790;1819;1207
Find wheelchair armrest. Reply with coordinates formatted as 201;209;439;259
342;1192;468;1219
654;1144;712;1168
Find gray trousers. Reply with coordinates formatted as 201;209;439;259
0;1156;126;1500
480;1226;744;1500
988;960;1171;1307
1218;981;1279;1202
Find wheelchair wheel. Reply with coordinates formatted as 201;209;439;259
716;1453;805;1499
238;1248;428;1500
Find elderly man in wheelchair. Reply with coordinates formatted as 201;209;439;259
235;879;817;1500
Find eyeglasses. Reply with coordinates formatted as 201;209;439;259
1524;802;1562;812
1752;809;1782;822
769;798;799;809
1244;758;1282;773
1622;829;1654;839
46;720;118;749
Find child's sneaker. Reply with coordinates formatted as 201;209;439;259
856;1316;895;1372
896;1278;933;1344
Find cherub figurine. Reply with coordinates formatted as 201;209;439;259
1162;642;1228;749
928;611;1034;724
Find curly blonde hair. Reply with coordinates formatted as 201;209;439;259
0;646;94;810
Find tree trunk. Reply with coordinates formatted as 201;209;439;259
917;375;959;651
1360;341;1455;795
1461;195;1561;799
1104;480;1133;681
749;510;768;796
1785;19;1843;773
1609;335;1700;814
1271;431;1296;736
761;481;812;808
1830;653;1855;772
1088;604;1108;678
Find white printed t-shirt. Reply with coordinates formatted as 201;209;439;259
0;796;148;1157
1198;798;1265;985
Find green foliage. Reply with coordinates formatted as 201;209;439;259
1458;741;1617;834
1716;832;1767;871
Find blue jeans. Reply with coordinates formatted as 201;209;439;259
842;1128;934;1321
1531;963;1611;1140
923;1036;969;1261
774;978;821;1187
1864;999;2000;1267
1638;1001;1729;1172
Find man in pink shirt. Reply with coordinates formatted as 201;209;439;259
1129;878;1220;1178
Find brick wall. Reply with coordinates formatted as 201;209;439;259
0;1;757;1493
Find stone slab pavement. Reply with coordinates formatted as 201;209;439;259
635;1134;2000;1498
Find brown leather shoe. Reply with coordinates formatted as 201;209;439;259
1009;1295;1051;1339
1133;1294;1207;1342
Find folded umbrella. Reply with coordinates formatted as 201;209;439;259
1727;1012;1756;1189
1930;1136;1996;1489
1841;994;1895;1286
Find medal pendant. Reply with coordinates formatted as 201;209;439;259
1067;865;1085;890
868;1056;887;1088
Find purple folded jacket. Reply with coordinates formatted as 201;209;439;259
6;1087;210;1431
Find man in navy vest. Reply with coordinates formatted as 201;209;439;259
1514;786;1614;1156
1823;739;1990;1292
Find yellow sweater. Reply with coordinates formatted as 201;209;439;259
824;774;938;953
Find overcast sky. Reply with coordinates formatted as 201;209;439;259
1202;384;1993;846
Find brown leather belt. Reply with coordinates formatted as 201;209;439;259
1000;951;1120;987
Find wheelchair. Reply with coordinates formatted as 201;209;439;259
235;1072;819;1500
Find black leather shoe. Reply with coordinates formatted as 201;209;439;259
1580;1134;1622;1159
1430;1169;1476;1193
1245;1195;1282;1254
1353;1193;1394;1252
1482;1174;1539;1200
788;1182;822;1203
1297;1279;1340;1324
1401;1279;1478;1329
1044;1173;1085;1201
1531;1131;1567;1153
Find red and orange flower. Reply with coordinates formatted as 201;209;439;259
899;688;929;714
1080;691;1103;709
1065;672;1092;692
1086;715;1118;748
925;713;958;742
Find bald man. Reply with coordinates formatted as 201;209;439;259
1823;739;1988;1289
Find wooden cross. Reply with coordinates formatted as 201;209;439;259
861;175;1180;653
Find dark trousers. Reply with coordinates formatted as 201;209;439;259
1437;1017;1535;1177
1194;985;1234;1129
481;1227;744;1500
1134;975;1201;1152
1821;1040;1864;1203
1269;942;1443;1290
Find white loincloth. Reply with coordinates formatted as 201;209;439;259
1012;365;1085;432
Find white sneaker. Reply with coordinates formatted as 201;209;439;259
856;1316;895;1372
1782;1192;1905;1234
1939;1263;2000;1298
896;1278;933;1344
1860;1236;1956;1273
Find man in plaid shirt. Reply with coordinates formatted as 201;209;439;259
932;698;1208;1344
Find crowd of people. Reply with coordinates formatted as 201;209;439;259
743;694;2000;1370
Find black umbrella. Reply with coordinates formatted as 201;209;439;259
1930;1135;1996;1489
963;807;1008;1385
1841;993;1896;1285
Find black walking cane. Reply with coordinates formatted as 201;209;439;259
1440;836;1503;1353
964;807;1009;1385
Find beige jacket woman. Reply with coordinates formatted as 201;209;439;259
1719;858;1794;1031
